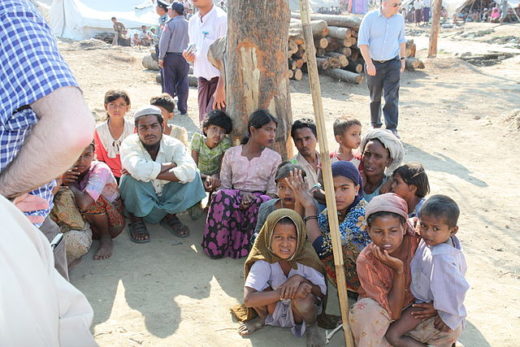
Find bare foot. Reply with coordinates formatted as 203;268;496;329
306;324;325;347
238;317;265;336
94;235;113;260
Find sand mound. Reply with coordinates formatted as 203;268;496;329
503;109;520;131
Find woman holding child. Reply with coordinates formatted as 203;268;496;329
201;110;282;259
360;129;404;202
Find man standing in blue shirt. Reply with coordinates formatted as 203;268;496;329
358;0;406;138
159;2;190;115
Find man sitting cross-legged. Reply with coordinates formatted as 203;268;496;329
120;106;205;243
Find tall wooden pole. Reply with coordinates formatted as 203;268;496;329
298;1;354;346
428;0;442;57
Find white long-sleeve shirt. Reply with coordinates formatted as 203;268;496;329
0;195;96;347
410;236;469;330
120;134;197;195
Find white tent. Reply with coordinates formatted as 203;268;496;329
38;0;159;40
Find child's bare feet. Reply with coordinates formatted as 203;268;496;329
94;235;113;260
238;317;265;336
306;324;325;347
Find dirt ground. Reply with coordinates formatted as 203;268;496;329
60;22;520;347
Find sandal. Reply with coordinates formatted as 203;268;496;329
128;220;150;243
160;214;190;238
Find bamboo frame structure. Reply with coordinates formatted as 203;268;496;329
298;0;354;346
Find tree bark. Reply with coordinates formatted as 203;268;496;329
228;0;293;158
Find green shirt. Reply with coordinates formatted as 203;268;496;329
190;132;231;176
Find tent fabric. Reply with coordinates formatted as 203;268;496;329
40;0;159;40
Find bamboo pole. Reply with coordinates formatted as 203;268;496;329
298;1;354;346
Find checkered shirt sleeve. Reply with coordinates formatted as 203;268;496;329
0;1;79;225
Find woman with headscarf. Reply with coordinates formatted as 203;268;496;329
287;161;369;295
360;129;404;202
238;209;326;344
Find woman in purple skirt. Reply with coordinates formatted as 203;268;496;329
201;110;282;259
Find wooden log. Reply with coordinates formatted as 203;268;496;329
288;59;297;70
316;47;327;56
292;12;362;30
350;48;360;61
291;68;303;80
325;37;343;51
326;52;348;67
327;26;352;40
294;58;305;68
345;59;363;73
406;39;416;58
228;0;292;158
340;47;352;57
315;37;329;49
289;19;330;38
316;57;330;70
405;57;425;70
156;73;199;87
287;69;294;79
142;55;160;70
343;37;357;47
288;38;299;55
325;68;363;84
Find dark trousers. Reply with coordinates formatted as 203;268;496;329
163;53;189;114
197;76;219;122
366;58;401;130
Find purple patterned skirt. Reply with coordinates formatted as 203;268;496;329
201;189;271;259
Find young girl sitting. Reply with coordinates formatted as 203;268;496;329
349;193;421;346
288;161;369;293
250;162;315;245
61;142;124;260
94;90;134;182
201;110;282;259
330;116;362;168
385;195;468;347
191;110;232;192
390;162;430;218
240;209;326;345
150;94;188;146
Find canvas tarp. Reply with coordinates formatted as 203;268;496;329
37;0;159;40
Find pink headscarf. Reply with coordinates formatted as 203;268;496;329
365;193;414;235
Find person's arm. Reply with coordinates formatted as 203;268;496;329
68;185;95;212
357;15;376;76
0;87;94;199
158;23;173;67
399;17;407;73
191;149;200;166
219;149;233;190
212;75;226;110
244;286;281;308
157;141;197;183
369;244;406;320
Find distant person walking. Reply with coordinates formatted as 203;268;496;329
155;0;170;92
183;0;227;123
111;17;126;45
159;2;190;115
358;0;406;138
422;0;431;23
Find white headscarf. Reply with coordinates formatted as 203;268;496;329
360;129;405;174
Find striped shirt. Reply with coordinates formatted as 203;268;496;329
0;0;78;225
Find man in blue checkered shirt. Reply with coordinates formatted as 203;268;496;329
0;0;95;278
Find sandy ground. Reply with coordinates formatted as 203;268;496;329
60;22;520;347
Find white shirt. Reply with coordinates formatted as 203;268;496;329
188;5;227;80
120;134;198;195
0;195;96;346
410;237;469;330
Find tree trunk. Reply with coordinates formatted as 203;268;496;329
228;0;293;158
428;0;442;57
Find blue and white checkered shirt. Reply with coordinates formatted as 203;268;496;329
0;0;78;226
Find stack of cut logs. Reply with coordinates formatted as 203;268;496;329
287;13;424;84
